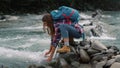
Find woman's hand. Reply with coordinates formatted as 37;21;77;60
46;56;52;62
46;46;56;62
44;51;50;57
44;45;53;57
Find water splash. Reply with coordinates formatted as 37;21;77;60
0;47;48;63
0;36;23;42
90;33;116;40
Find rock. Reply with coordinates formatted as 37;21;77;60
104;58;116;68
107;46;120;55
95;60;107;68
45;66;53;68
107;46;119;52
47;61;59;68
91;61;98;68
79;49;90;63
79;40;91;46
71;61;80;68
107;49;115;54
79;64;91;68
87;47;100;55
110;62;120;68
36;66;45;68
70;46;77;55
91;54;106;61
27;39;120;68
115;55;120;62
0;15;6;20
59;58;70;68
91;40;107;51
59;52;78;63
84;26;95;37
90;28;100;37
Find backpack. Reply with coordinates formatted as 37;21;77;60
50;6;80;24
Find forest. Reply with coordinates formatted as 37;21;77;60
0;0;120;14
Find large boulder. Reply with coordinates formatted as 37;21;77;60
91;40;107;51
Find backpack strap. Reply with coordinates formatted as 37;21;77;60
62;10;74;24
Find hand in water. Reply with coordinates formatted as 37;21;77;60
46;56;52;62
44;51;50;57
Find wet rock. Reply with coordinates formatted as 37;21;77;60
45;66;53;68
107;46;120;55
91;61;98;68
78;64;91;68
87;47;100;55
28;39;120;68
107;49;115;54
0;15;6;20
36;66;45;68
47;61;59;68
91;54;106;62
104;58;116;68
114;55;120;62
110;62;120;68
59;58;70;68
95;60;107;68
70;46;78;55
59;52;78;62
90;28;100;37
91;40;107;51
84;26;95;37
79;40;91;46
71;61;80;68
79;49;90;63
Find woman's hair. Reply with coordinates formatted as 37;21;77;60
42;13;52;23
42;14;55;36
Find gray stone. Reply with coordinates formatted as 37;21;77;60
87;47;100;55
45;66;53;68
91;40;107;51
105;58;115;67
79;49;90;63
78;64;91;68
70;46;77;54
115;55;120;62
91;54;105;61
95;60;107;68
59;58;70;68
110;62;120;68
71;61;80;68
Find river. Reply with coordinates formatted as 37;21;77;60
0;11;119;68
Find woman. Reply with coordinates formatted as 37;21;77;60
42;13;85;61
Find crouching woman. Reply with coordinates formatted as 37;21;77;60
42;13;85;61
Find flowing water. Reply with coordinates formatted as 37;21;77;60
0;11;120;68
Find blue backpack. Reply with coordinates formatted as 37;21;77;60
50;6;80;23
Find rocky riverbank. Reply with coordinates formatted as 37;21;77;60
28;39;120;68
27;12;120;68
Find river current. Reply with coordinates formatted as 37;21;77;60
0;11;119;68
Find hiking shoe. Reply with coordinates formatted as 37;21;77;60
57;46;70;53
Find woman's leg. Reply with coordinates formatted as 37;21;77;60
59;24;81;39
57;24;81;53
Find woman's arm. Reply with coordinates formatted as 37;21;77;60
45;45;53;56
46;45;56;61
